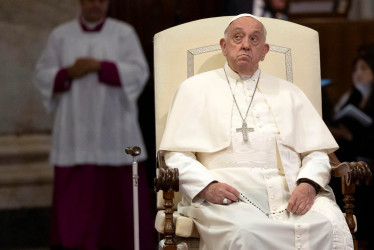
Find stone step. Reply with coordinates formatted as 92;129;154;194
0;161;52;185
0;134;53;209
0;134;51;164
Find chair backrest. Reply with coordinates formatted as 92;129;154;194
154;16;322;207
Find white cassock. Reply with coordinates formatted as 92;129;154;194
34;17;148;166
160;63;353;249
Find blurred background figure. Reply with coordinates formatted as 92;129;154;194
33;0;156;249
222;0;288;19
348;0;374;20
329;44;374;164
328;43;374;250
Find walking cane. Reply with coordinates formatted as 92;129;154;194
125;146;141;250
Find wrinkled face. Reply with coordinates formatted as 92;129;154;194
220;17;269;76
80;0;109;22
353;59;374;87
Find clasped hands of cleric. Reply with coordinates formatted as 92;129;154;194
67;58;101;79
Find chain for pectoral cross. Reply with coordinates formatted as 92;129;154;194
224;68;261;142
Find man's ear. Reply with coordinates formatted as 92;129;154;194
220;38;227;56
261;43;270;61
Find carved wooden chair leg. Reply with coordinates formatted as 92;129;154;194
155;151;179;250
342;180;357;250
162;190;177;250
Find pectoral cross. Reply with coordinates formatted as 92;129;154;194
236;122;254;142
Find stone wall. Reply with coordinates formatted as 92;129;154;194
0;0;78;134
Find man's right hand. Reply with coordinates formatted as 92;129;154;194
198;182;240;205
67;58;101;79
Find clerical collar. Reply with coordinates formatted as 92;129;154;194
224;62;260;82
79;16;106;32
241;70;261;82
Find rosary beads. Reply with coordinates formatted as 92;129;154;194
238;193;287;218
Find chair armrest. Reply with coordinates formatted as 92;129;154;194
329;153;372;249
330;153;372;186
154;150;179;193
154;150;179;250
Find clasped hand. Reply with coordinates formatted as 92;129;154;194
67;58;101;79
198;182;316;215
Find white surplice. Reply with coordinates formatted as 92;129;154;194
34;17;149;165
162;65;352;249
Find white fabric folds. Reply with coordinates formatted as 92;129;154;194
160;64;338;154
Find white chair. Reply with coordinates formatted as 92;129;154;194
153;16;372;250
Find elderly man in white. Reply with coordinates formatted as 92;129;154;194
159;14;352;249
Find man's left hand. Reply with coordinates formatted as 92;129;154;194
76;58;101;74
287;183;316;215
67;58;101;79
